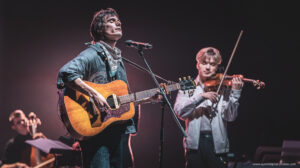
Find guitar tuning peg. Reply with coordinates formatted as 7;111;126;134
178;77;182;82
187;76;191;80
183;77;186;80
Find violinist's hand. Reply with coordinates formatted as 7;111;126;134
231;77;244;90
33;132;46;139
1;162;31;168
201;92;218;103
192;107;210;118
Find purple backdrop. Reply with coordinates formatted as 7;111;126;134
1;0;299;167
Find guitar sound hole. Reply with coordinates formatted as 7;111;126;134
106;95;116;109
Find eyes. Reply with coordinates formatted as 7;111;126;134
15;119;25;125
201;62;217;67
106;18;121;25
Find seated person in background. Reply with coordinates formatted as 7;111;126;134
1;109;46;168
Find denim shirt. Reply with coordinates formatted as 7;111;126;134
57;44;127;88
57;43;137;134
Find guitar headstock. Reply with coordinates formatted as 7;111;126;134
178;76;196;91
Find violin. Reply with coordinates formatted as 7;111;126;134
28;112;54;168
204;73;265;92
204;30;266;119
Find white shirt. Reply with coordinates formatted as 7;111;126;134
174;75;242;153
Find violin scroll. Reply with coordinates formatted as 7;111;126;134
252;80;265;89
28;112;41;138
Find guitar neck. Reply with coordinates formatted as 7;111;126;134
119;83;180;104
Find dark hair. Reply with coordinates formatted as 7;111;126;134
90;8;119;41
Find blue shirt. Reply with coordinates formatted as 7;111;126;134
57;43;137;135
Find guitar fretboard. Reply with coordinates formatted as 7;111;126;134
118;83;180;104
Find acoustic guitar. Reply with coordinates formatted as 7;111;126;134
58;77;195;140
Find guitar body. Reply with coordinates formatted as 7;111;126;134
59;80;135;140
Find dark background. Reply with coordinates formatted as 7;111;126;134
1;0;299;167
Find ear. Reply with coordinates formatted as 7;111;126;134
196;63;200;70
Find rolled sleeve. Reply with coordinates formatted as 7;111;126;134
222;89;242;121
57;52;91;88
231;89;242;100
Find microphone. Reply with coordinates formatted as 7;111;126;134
125;40;153;49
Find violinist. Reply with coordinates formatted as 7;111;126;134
1;109;46;168
174;47;244;168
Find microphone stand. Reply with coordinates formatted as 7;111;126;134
158;100;166;168
122;57;174;83
135;46;187;168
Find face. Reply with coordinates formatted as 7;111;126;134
197;57;218;81
102;15;122;41
12;110;29;135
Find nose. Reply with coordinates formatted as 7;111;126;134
205;64;211;70
116;20;121;26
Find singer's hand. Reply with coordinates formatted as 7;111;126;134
136;90;163;105
72;78;111;111
90;91;111;111
149;90;163;103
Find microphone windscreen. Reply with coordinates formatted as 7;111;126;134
125;40;132;44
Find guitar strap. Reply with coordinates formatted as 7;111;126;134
88;43;133;93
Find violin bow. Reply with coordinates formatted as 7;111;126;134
216;30;244;94
208;30;244;119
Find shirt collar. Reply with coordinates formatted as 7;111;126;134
99;40;121;58
195;75;204;88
